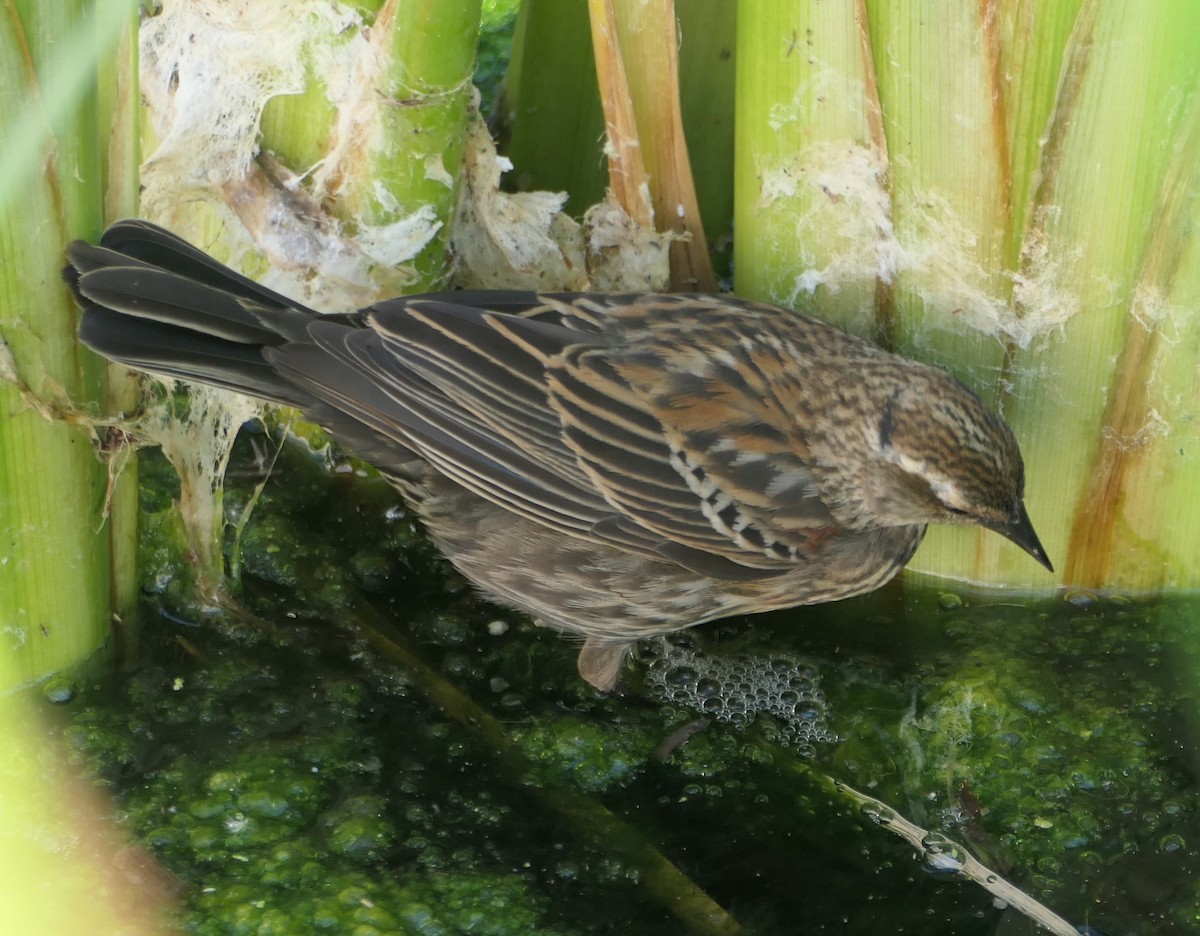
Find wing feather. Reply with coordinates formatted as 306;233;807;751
266;338;611;538
290;293;827;580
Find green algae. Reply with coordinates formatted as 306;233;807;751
47;433;1200;935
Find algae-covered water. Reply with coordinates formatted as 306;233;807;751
45;435;1200;934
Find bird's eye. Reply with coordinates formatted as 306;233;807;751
944;505;971;518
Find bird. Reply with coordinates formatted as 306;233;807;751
65;220;1052;691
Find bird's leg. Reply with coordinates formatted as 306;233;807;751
577;636;635;691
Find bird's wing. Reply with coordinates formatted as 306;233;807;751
266;293;815;580
547;294;841;569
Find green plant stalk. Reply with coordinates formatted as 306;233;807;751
994;0;1086;273
604;0;715;290
977;0;1080;585
1042;4;1200;590
97;3;142;646
993;3;1200;590
733;0;888;338
862;0;1010;377
733;2;1003;582
856;0;1019;582
339;0;483;291
676;1;736;267
504;0;606;216
506;0;735;253
0;694;176;933
0;1;137;690
1122;140;1200;590
260;62;339;176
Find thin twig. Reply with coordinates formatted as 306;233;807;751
826;776;1081;936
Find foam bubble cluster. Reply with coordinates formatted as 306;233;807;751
644;637;835;755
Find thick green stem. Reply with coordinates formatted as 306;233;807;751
734;0;888;338
504;1;606;215
338;0;483;291
1028;3;1200;589
0;0;138;689
505;0;735;264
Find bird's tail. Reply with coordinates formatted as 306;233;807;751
65;219;323;407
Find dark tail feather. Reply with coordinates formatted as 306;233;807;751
66;220;427;480
77;306;306;404
65;221;322;407
92;219;305;312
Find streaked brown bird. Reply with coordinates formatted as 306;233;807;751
66;221;1052;690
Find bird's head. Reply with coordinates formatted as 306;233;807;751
858;369;1053;572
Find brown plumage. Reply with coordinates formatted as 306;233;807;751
65;220;1051;690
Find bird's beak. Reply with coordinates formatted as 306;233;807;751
997;501;1053;572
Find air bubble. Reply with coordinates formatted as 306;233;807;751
643;639;833;752
664;665;698;687
860;803;896;826
920;833;967;876
43;676;76;705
